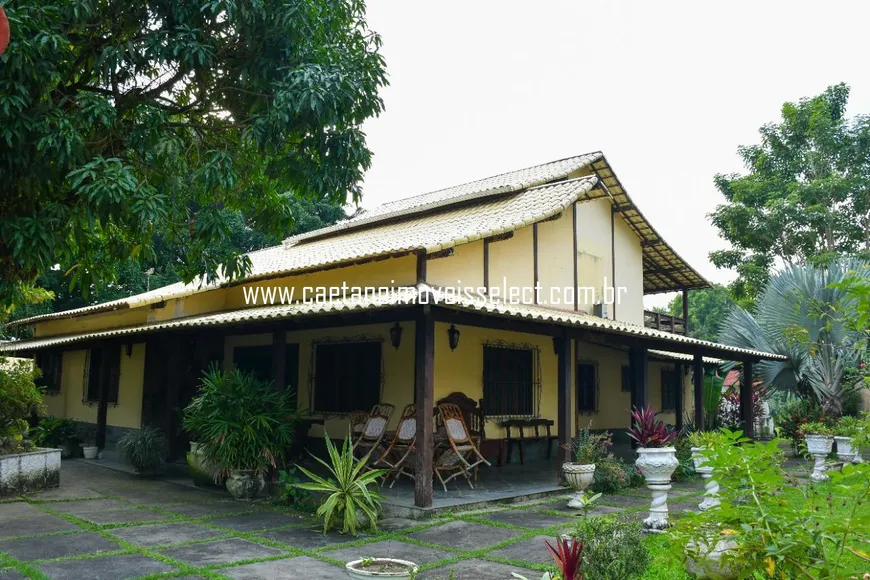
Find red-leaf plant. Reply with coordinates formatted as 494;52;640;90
627;404;677;447
545;536;584;580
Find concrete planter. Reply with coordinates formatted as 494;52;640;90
0;448;61;497
636;446;678;530
562;462;596;509
81;445;99;459
685;538;738;579
834;436;857;464
805;434;833;482
691;447;720;511
225;469;265;501
345;558;418;579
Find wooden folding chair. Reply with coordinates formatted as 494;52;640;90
352;403;394;461
348;410;369;439
434;403;491;491
375;404;416;487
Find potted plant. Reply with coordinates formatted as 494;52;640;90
627;404;678;530
345;558;419;580
798;421;834;482
562;424;608;510
30;416;80;458
183;365;297;500
688;431;723;511
117;426;167;475
833;417;859;464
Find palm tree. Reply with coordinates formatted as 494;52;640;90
718;260;868;417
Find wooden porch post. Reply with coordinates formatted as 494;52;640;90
693;353;705;431
674;363;684;431
414;306;435;508
165;334;182;456
682;289;689;335
741;360;755;439
556;333;572;465
629;348;648;447
271;330;287;391
95;344;110;450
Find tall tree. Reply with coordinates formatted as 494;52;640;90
0;0;387;312
709;83;870;308
668;285;734;343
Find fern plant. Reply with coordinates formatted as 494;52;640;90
293;431;387;535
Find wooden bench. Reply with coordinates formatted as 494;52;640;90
501;418;558;465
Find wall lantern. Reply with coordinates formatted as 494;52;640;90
389;322;403;350
447;324;461;351
552;336;564;355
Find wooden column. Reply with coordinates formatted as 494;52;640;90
741;360;755;439
693;353;705;431
629;348;648;447
271;330;287;391
95;345;110;450
674;363;684;431
414;306;435;508
165;334;182;456
682;289;689;335
556;334;572;465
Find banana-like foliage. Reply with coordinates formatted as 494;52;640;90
718;260;868;415
294;431;387;536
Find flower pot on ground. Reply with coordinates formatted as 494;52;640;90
182;365;297;501
81;445;99;459
627;405;678;530
799;422;834;482
117;426;167;475
561;424;609;510
345;558;418;579
186;442;225;487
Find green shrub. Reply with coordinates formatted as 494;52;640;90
294;432;387;535
774;398;823;445
672;433;697;482
278;467;316;512
572;516;650;579
590;457;642;494
117;426;167;472
30;416;79;449
183;365;297;478
564;422;611;464
0;357;44;455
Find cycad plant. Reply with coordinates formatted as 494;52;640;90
719;260;868;417
294;431;387;535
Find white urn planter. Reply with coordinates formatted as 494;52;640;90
0;448;62;497
345;558;418;579
685;537;739;580
805;435;833;482
691;447;720;511
562;463;596;509
834;436;857;464
635;446;679;530
225;469;265;501
81;445;99;460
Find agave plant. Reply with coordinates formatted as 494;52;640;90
294;431;388;536
718;260;868;417
627;405;676;448
545;535;584;580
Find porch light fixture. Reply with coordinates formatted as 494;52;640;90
389;322;403;350
447;324;460;351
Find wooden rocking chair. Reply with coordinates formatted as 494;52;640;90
375;404;416;487
352;403;394;461
434;403;491;491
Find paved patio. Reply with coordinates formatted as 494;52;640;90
0;460;706;579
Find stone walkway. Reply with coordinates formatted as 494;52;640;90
0;461;705;579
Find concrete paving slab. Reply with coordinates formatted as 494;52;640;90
76;508;169;525
408;520;523;551
49;499;132;514
0;569;27;580
260;526;359;550
161;538;285;566
162;502;258;518
487;534;553;564
0;514;78;539
0;502;44;521
0;532;118;561
222;556;346;579
482;509;575;529
418;558;539;580
108;521;224;547
38;554;175;579
209;511;306;532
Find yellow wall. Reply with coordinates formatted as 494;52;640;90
575;199;615;316
48;346;144;430
537;206;575;311
488;225;534;301
426;240;484;292
613;213;645;325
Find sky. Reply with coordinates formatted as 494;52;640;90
356;0;870;309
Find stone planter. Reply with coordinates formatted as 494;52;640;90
225;469;265;501
186;443;225;487
685;537;738;580
691;447;720;511
562;462;596;509
805;434;833;482
345;558;418;579
0;448;61;497
834;436;857;464
635;446;679;530
81;445;99;460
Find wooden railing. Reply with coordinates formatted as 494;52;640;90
644;310;687;335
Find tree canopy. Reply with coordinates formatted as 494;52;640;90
668;284;733;343
0;0;387;312
709;83;870;308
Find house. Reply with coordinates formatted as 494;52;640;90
1;152;785;507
